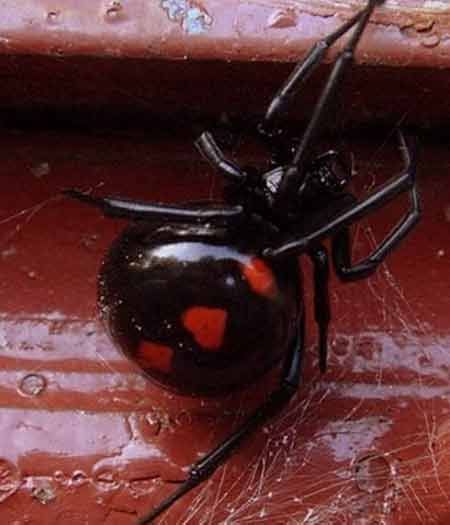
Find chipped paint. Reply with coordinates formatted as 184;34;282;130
160;0;212;34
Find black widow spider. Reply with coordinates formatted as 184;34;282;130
65;0;420;522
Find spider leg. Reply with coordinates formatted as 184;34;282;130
136;313;305;525
331;133;420;281
309;245;330;373
263;132;419;260
260;0;384;135
332;180;420;281
274;0;384;210
195;131;247;183
63;189;243;224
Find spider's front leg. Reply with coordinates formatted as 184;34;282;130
63;189;244;225
268;0;385;210
195;131;247;183
260;0;386;136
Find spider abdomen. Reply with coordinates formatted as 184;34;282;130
99;221;301;395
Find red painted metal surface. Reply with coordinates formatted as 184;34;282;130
0;0;448;67
0;1;449;127
0;129;449;524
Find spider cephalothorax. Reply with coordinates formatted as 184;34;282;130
212;133;353;225
65;1;419;523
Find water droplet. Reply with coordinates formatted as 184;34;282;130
175;410;192;427
47;11;60;24
71;470;88;486
355;335;381;361
421;34;440;48
0;331;8;350
31;162;50;178
129;478;153;498
144;411;162;436
1;246;16;260
49;46;65;57
418;354;432;368
81;233;99;249
333;335;352;357
354;453;395;493
19;374;46;397
94;469;120;491
105;1;124;21
53;471;66;484
444;204;450;222
0;459;20;502
414;19;434;33
225;276;236;287
266;8;297;29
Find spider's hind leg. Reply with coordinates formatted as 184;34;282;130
308;245;331;373
137;313;305;524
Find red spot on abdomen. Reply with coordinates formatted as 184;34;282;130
182;306;228;350
242;257;276;298
138;341;174;373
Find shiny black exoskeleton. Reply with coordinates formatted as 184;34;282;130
65;1;420;523
98;219;300;395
